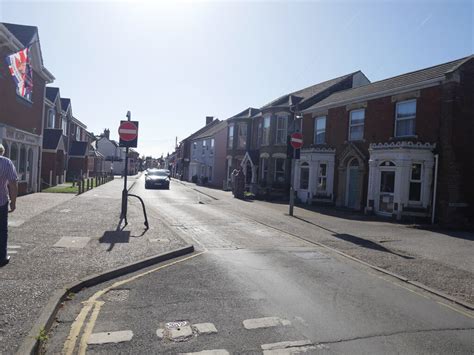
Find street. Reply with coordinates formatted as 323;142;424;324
46;176;474;354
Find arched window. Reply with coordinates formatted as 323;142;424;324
300;162;309;190
20;145;27;180
10;143;18;170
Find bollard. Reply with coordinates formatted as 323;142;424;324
72;179;75;188
86;179;90;191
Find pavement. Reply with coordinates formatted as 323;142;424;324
0;175;189;354
177;179;474;306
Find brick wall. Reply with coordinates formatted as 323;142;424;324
0;46;45;135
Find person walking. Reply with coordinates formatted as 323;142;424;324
0;144;18;267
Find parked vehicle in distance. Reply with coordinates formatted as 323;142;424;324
145;169;170;189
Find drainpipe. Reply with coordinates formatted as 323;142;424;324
431;154;439;225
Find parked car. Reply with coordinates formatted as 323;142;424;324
145;169;170;189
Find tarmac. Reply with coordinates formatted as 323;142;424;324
178;180;474;307
1;176;473;353
0;175;189;354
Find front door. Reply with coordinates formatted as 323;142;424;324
347;167;360;209
379;170;395;214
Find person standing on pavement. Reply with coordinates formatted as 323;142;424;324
0;144;18;267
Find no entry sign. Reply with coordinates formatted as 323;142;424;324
119;120;139;147
290;132;303;149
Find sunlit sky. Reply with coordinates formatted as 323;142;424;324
1;0;472;157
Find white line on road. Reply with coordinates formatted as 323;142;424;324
87;330;133;345
181;350;230;355
243;317;291;330
261;340;317;354
194;323;218;334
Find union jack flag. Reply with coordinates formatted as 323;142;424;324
5;46;33;101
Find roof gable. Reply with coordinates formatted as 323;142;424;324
305;55;474;112
260;72;358;110
42;129;63;150
2;22;37;46
45;87;59;103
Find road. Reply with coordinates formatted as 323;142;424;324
47;177;474;354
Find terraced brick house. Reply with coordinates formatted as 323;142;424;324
296;55;474;226
0;22;55;194
225;108;261;191
251;72;369;197
42;87;66;187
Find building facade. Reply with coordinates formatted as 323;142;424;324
297;55;474;226
0;23;54;194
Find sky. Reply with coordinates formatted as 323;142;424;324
1;0;472;158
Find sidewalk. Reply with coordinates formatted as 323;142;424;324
181;180;474;306
0;176;188;354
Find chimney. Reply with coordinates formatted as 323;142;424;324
206;116;213;125
104;128;110;139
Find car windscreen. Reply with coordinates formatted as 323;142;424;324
148;170;167;176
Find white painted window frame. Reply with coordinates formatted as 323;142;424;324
262;116;271;146
408;161;423;205
275;115;288;145
314;116;326;144
395;99;416;137
349;109;365;141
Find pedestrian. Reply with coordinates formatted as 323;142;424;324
0;144;18;267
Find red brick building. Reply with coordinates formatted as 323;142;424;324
297;56;474;226
0;23;54;194
42;87;66;187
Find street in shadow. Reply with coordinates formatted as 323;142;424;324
332;233;414;259
292;215;414;259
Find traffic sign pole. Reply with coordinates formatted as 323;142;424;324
120;112;131;223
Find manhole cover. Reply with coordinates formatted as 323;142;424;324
157;321;195;342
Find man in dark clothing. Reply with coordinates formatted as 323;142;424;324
0;144;18;267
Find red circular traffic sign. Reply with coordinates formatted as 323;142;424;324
290;132;303;149
118;121;138;141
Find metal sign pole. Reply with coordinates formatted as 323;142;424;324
120;112;131;223
289;147;295;216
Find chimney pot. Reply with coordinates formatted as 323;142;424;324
206;116;213;125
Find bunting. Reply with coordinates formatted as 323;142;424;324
5;46;33;101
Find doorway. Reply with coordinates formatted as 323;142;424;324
379;170;395;214
346;158;361;209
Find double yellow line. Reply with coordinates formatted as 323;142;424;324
62;251;206;355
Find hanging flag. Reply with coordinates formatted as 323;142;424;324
5;47;33;101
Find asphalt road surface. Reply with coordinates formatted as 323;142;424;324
47;177;474;354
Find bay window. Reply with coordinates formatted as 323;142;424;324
275;115;288;145
262;116;271;146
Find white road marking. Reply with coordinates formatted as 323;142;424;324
194;323;218;334
54;237;90;249
170;325;193;340
181;350;230;355
261;340;317;354
6;250;17;254
156;328;164;339
243;316;291;329
7;245;21;249
87;330;133;345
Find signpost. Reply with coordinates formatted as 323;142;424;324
118;112;148;229
289;132;303;216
